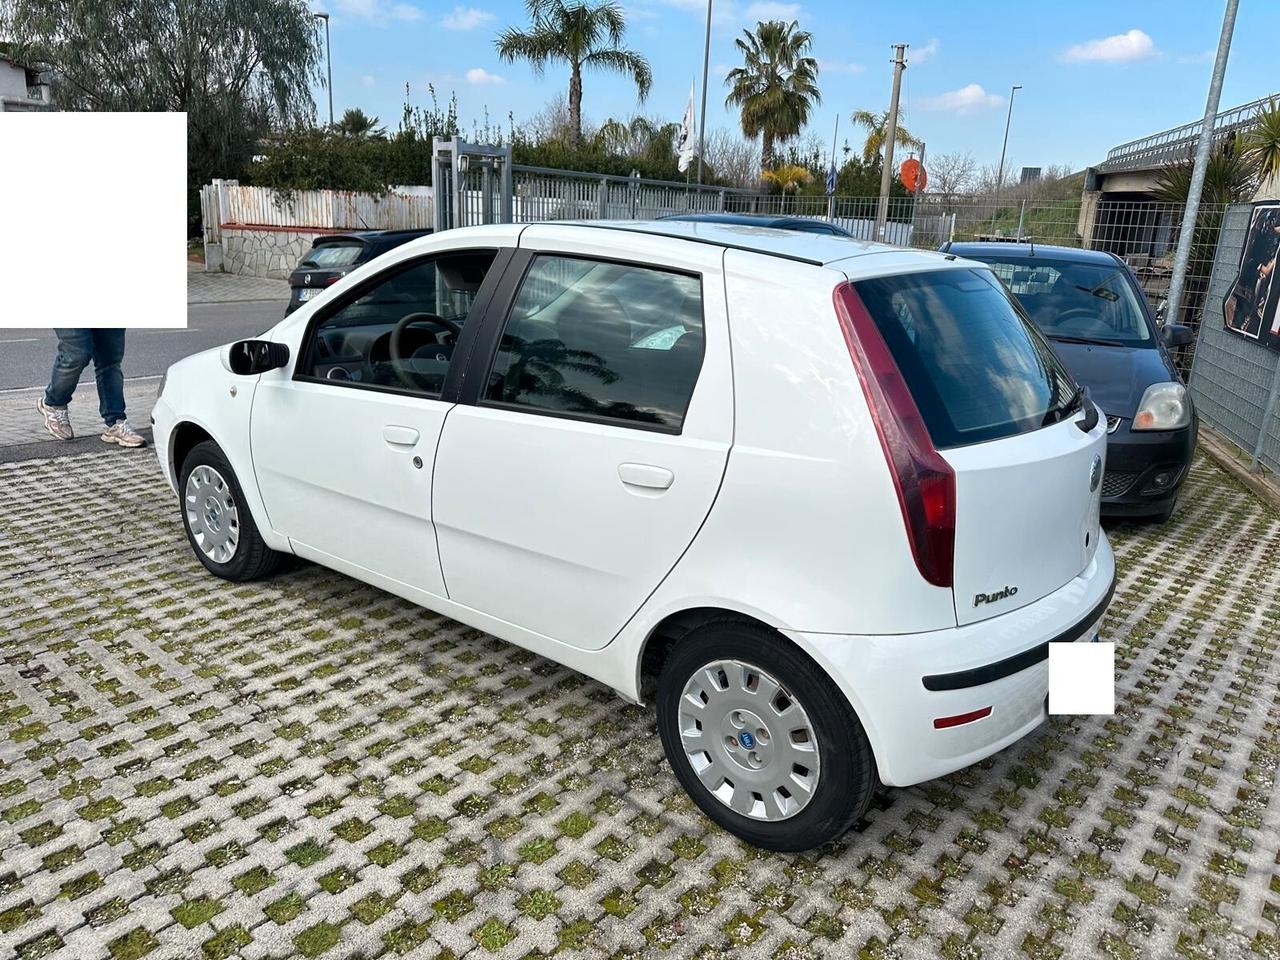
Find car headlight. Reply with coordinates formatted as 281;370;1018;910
1132;382;1190;430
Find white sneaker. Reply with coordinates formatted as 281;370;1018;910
37;398;74;440
101;420;146;448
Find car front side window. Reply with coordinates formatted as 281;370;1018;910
485;255;705;431
299;250;496;396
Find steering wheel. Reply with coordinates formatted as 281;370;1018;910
389;312;462;391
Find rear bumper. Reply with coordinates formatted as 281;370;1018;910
788;535;1116;787
1101;422;1196;515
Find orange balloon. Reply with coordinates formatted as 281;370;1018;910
900;157;928;193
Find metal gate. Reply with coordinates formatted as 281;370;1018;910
432;137;513;232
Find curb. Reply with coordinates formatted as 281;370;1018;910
0;429;155;465
1196;424;1280;513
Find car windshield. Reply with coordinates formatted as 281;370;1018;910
978;257;1153;346
301;242;364;268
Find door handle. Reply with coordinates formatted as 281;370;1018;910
382;425;420;447
618;463;674;490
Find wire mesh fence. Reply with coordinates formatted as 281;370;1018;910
1188;203;1280;478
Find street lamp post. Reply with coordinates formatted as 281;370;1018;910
991;83;1021;232
314;11;333;128
696;0;711;185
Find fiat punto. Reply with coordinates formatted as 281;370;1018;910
153;221;1115;851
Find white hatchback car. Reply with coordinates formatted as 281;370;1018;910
154;221;1115;850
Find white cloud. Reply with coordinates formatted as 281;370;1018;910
332;0;422;22
1061;28;1157;63
360;74;376;87
744;1;801;19
913;37;939;63
441;5;494;29
466;67;505;85
919;83;1003;113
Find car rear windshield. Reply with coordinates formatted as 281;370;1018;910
301;241;364;268
979;257;1153;346
853;268;1079;449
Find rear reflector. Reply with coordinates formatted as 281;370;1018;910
833;282;956;588
933;706;992;729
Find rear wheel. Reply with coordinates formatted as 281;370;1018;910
179;440;283;582
656;620;876;851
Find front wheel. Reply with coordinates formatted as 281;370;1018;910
656;620;876;851
179;440;283;582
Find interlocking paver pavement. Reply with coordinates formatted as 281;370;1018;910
0;381;159;449
2;450;1279;960
188;267;290;304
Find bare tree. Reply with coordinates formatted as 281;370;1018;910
928;151;977;208
703;128;762;187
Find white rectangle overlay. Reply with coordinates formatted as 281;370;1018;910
1049;641;1115;715
0;112;187;329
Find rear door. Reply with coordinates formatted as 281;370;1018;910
432;228;733;650
850;265;1105;625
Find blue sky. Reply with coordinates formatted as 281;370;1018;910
311;0;1280;172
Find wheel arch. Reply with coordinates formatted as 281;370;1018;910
170;421;215;479
635;604;885;785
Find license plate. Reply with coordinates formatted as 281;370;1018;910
298;288;319;301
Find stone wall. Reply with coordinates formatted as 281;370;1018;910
219;226;341;280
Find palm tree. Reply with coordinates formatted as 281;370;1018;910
496;0;652;148
850;108;922;165
761;163;810;209
335;108;386;139
1242;98;1280;190
724;20;820;170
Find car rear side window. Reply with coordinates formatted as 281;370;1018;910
485;255;704;430
853;268;1077;449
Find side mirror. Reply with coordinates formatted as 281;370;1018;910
1162;324;1193;348
228;340;290;375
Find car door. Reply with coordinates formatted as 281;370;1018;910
250;243;509;602
432;226;734;651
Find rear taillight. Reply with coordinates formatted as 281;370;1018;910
833;281;956;588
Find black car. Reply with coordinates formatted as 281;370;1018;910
660;212;854;237
285;229;432;314
949;242;1197;521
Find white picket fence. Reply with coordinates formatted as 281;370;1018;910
201;180;434;244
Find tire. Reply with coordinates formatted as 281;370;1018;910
656;619;876;851
179;439;283;582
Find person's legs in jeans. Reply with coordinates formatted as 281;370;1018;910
45;329;93;407
37;329;93;439
91;329;145;447
90;329;127;425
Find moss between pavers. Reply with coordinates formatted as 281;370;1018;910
294;920;343;957
201;924;252;960
171;896;224;929
107;926;159;960
265;891;308;925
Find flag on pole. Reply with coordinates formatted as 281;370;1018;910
677;84;697;173
825;161;837;196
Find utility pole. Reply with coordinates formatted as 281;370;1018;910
696;0;712;184
875;43;907;240
314;12;333;128
1165;0;1240;329
991;83;1021;232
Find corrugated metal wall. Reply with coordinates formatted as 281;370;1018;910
1188;203;1280;475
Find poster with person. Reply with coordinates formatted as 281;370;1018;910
1224;203;1280;351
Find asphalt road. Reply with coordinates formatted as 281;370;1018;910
0;300;285;389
